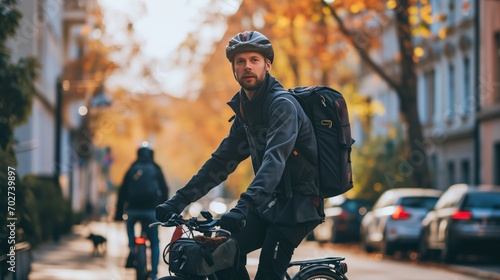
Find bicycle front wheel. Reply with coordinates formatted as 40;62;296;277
159;276;209;280
292;267;346;280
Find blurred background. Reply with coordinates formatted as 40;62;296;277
1;0;499;278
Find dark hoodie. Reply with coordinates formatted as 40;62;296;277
115;148;170;219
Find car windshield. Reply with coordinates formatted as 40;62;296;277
463;192;500;209
400;196;439;210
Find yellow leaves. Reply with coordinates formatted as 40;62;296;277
438;27;448;39
411;24;431;37
386;0;397;10
413;46;424;57
293;14;307;28
322;6;331;16
420;5;433;24
276;16;291;28
388;125;398;139
370;100;386;116
349;3;365;14
343;83;356;94
408;6;418;15
311;14;322;22
409;15;419;26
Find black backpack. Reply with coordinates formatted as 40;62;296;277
269;86;355;198
127;162;162;206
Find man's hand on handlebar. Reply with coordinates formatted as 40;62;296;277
149;212;232;236
220;208;246;234
155;202;178;222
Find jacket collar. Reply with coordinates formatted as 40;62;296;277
227;73;280;121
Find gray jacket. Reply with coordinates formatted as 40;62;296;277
169;73;323;225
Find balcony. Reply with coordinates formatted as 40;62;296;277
63;0;97;23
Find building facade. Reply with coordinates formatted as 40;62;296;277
478;0;500;185
357;0;478;189
12;0;106;215
417;0;477;188
12;0;64;180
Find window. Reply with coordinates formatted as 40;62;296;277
460;160;470;184
462;57;470;115
423;70;435;124
447;161;455;186
447;64;455;118
430;154;438;188
400;197;440;210
463;193;500;209
496;33;500;102
448;0;455;26
495;143;500;185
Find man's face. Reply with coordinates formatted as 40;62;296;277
233;52;271;92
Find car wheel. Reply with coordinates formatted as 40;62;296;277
361;230;375;253
382;239;395;256
331;222;343;243
441;235;457;263
382;231;395;256
418;231;431;261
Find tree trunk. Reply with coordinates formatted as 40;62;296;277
394;0;431;188
323;0;432;188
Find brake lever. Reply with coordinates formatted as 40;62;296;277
149;221;163;228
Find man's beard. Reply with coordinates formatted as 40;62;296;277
240;80;263;91
238;76;265;91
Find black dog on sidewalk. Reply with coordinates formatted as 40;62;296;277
87;233;107;256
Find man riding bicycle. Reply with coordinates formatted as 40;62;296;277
156;31;324;280
115;144;170;280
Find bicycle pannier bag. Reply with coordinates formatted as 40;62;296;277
167;237;237;276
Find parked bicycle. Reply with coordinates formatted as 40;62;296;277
150;210;349;280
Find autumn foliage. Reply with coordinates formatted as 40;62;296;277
99;0;441;197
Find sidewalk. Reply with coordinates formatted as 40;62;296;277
29;220;168;280
28;220;259;280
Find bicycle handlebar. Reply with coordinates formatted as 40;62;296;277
149;213;232;236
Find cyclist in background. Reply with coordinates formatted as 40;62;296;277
115;144;169;280
156;31;324;280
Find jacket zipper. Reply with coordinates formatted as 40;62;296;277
261;195;277;214
244;124;262;167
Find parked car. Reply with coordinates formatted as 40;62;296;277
418;184;500;263
312;195;372;243
360;188;442;256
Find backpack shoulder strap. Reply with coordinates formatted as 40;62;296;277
262;89;289;125
262;89;294;198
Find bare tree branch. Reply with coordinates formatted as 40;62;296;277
321;1;400;92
